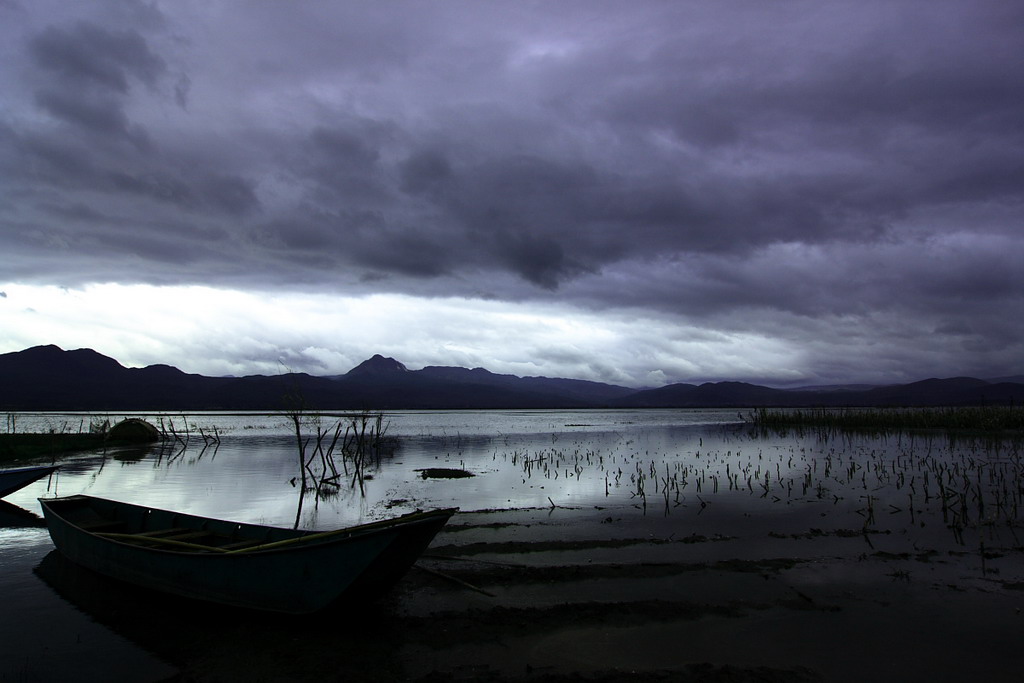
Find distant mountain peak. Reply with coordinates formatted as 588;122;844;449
15;344;65;356
347;354;408;376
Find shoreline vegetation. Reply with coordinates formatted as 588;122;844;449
2;405;1020;463
0;415;174;463
747;405;1023;436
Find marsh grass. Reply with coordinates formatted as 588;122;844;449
748;406;1024;436
486;419;1023;551
286;405;395;510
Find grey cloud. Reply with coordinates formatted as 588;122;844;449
399;150;452;195
22;18;176;153
37;201;113;224
28;21;165;92
296;122;398;206
354;232;454;279
199;174;261;217
256;208;455;280
491;229;589;290
7;126;256;218
264;222;334;252
310;127;382;169
34;89;129;135
7;133;101;189
174;73;191;109
76;229;210;267
32;88;151;151
107;169;192;206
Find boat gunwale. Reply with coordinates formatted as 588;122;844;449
0;465;59;497
39;494;457;557
1;464;60;475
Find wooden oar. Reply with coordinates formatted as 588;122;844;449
226;508;454;554
225;527;356;554
97;532;231;553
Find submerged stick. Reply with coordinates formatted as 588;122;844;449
414;564;496;597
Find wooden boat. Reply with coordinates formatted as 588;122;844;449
39;495;456;614
0;465;59;498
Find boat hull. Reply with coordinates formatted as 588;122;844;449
39;495;455;614
0;465;58;498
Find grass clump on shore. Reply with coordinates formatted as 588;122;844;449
748;405;1024;436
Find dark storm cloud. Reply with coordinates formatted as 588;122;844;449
399;150;452;195
1;0;1022;383
299;123;396;206
355;231;455;279
7;127;257;217
198;175;261;217
28;21;165;92
34;89;133;137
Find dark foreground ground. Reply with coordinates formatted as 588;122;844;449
26;505;1024;683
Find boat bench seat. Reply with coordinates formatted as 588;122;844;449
144;530;265;550
135;527;190;538
157;530;216;543
217;539;263;550
77;519;126;532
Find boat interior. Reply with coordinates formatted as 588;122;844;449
47;496;290;553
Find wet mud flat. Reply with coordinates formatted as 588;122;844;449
34;505;1024;683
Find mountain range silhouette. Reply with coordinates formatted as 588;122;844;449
1;345;1021;411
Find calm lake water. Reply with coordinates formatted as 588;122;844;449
2;409;1021;680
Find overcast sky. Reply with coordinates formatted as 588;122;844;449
1;1;1021;387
